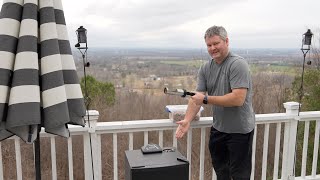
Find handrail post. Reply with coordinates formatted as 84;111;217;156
282;102;299;180
83;110;100;180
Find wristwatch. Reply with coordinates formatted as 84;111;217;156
203;95;208;104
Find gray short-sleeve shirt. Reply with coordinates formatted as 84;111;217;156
196;52;255;133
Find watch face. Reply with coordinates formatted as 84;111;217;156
203;95;208;104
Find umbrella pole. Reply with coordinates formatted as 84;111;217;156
35;126;41;180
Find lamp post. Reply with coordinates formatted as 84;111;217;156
298;29;313;115
75;25;95;179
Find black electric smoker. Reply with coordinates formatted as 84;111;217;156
163;87;195;97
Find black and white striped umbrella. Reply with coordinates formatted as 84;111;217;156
0;0;86;143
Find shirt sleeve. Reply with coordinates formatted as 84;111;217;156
196;63;207;92
229;58;250;89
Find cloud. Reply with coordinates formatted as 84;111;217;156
69;0;244;31
63;0;248;48
1;0;319;48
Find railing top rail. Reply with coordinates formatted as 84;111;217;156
66;111;320;134
16;111;318;137
296;111;320;121
92;118;213;134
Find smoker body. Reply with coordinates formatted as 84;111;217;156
125;148;189;180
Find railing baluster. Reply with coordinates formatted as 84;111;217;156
113;133;118;180
14;138;22;180
159;130;163;148
311;120;319;177
0;142;3;180
187;129;192;180
250;125;257;180
98;134;102;179
67;137;74;180
51;137;57;180
199;127;206;180
273;123;281;180
212;169;217;180
83;133;93;179
129;132;133;150
281;121;290;179
144;131;148;146
91;133;102;180
173;129;177;148
262;124;270;180
301;121;310;178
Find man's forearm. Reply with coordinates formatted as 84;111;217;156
208;94;242;107
184;98;201;122
208;89;247;107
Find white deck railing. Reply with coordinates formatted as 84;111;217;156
0;102;319;180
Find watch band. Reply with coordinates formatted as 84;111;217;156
203;95;208;104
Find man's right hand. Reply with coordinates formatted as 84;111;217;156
175;120;190;139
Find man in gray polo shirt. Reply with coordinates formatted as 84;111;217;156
175;26;255;180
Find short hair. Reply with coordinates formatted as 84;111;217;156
204;26;228;41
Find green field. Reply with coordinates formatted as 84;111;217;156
160;60;204;68
161;60;301;76
250;64;301;76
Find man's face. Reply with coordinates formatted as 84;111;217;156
205;35;229;63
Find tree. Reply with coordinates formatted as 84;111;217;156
311;28;320;70
290;68;320;176
288;30;320;174
291;69;320;111
80;75;115;108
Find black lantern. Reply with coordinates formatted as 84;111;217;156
301;29;313;51
301;29;313;65
75;26;87;49
75;25;89;66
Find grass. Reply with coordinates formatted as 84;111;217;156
250;64;300;76
160;60;204;68
161;60;301;76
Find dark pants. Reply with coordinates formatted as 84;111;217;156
209;127;254;180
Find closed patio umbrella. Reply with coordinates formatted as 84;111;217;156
0;0;85;143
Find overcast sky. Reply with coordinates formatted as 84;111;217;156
1;0;319;49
